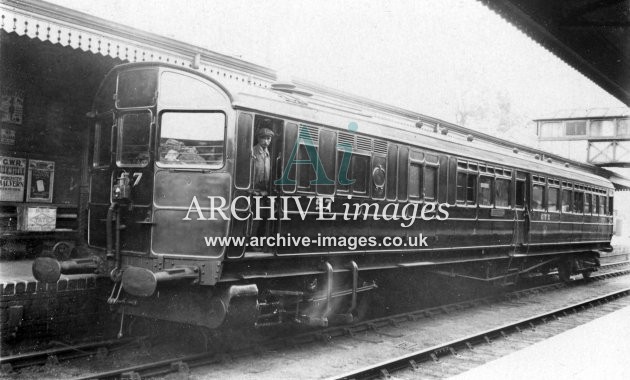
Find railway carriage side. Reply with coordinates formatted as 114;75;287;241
32;62;614;330
219;103;613;293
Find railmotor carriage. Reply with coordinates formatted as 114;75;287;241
33;62;614;330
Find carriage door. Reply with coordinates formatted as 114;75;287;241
514;171;529;246
227;113;284;258
256;116;284;237
227;112;254;259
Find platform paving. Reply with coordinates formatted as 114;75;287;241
452;304;630;379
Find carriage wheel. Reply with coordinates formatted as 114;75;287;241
557;260;572;283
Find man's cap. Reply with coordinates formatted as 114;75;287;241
257;128;275;138
163;138;184;150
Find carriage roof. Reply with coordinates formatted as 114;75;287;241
231;83;614;190
103;62;614;190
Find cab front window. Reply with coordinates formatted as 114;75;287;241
118;111;152;167
116;69;158;108
158;112;225;168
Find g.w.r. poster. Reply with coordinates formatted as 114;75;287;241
0;156;26;202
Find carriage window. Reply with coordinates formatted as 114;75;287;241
574;192;584;214
337;151;350;193
119;112;151;167
298;144;317;190
593;195;600;215
424;166;437;200
599;195;606;215
351;155;370;194
409;163;422;199
548;187;559;212
479;177;493;206
532;184;544;210
94;116;114;167
337;149;370;194
456;172;466;202
117;69;158;108
457;172;476;205
467;174;476;204
584;193;592;214
561;189;572;212
495;178;510;207
158;112;225;167
515;180;525;208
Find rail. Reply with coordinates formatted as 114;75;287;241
333;286;630;379
66;262;630;380
0;337;140;372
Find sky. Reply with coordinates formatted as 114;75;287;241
47;0;626;135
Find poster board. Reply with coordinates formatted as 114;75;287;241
26;159;55;203
0;156;26;202
0;127;16;145
0;91;24;125
17;206;57;231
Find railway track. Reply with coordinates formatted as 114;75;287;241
0;337;143;373
334;287;630;379
2;260;627;379
45;261;627;380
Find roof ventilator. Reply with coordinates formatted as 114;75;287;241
271;81;313;97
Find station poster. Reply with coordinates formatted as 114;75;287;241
0;156;26;202
26;159;55;203
0;127;16;145
0;91;24;125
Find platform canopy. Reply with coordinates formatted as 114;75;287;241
482;0;630;106
0;0;277;92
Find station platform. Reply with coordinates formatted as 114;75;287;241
0;259;38;282
0;259;107;355
453;305;630;379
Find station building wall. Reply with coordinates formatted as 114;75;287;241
1;31;120;258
